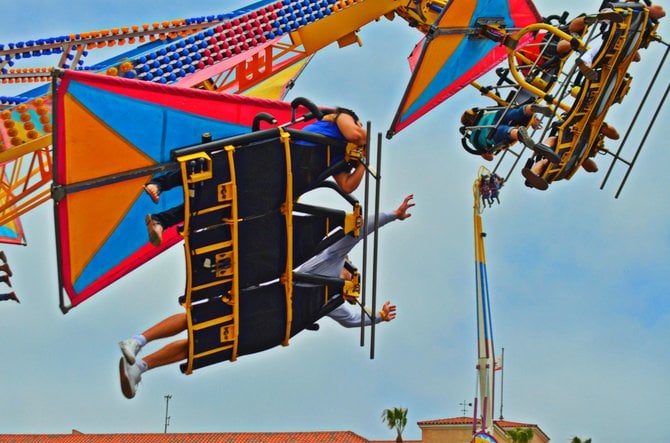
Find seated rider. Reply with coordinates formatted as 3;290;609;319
489;174;503;206
479;174;491;206
520;122;620;190
144;106;368;247
574;2;665;81
118;194;414;399
460;103;560;163
297;107;368;194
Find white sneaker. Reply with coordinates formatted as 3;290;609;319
119;358;142;399
119;338;141;365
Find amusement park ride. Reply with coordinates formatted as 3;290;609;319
1;0;666;440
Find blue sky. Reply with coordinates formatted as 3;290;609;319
1;1;668;441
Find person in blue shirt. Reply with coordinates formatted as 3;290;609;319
144;107;369;247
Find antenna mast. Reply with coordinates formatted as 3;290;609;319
164;394;172;433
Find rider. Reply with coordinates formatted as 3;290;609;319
460;103;560;163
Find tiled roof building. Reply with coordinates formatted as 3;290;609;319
418;417;550;443
0;415;549;442
0;431;371;443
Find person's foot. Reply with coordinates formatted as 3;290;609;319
481;152;495;161
0;275;11;287
576;58;598;82
582;158;599;173
530;104;554;118
532;142;562;165
596;9;624;24
0;263;12;278
522;168;549;190
119;358;142;399
583;9;623;25
517;126;535;149
517;127;562;164
145;215;163;247
144;184;160;204
600;122;620;140
119;339;141;365
0;251;7;264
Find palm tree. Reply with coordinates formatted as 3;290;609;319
570;438;592;443
506;427;534;443
381;407;408;443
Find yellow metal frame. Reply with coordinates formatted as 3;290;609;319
497;6;657;186
0;134;52;226
343;201;363;237
293;0;399;54
178;147;241;374
342;272;361;304
278;128;294;347
543;6;651;183
178;128;300;369
505;22;587;105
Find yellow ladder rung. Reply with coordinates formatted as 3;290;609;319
192;314;234;331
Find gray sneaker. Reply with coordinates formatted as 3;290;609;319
517;127;561;164
517;126;536;149
119;339;141;365
119;358;142;399
576;58;598;82
145;214;163;247
530;104;554;118
583;9;623;25
532;142;561;165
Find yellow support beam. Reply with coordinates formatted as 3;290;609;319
295;0;400;54
279;128;294;347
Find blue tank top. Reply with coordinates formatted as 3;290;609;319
301;120;346;141
298;119;349;171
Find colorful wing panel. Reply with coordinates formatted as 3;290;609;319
53;70;301;310
388;0;541;137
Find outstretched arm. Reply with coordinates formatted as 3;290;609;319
327;300;397;328
295;195;415;276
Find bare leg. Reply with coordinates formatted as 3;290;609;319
531;158;549;175
143;338;188;370
118;313;189;398
142;313;187;342
135;313;189;370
